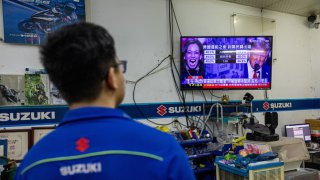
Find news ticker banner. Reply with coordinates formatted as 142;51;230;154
0;98;320;126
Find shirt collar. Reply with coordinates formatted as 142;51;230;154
247;62;262;78
60;107;131;126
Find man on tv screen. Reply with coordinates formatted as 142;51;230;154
243;39;271;81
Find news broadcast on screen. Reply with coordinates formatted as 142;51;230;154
180;36;273;90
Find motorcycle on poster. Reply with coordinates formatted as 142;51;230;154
2;0;85;45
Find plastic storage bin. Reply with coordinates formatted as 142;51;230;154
215;156;284;180
245;137;310;171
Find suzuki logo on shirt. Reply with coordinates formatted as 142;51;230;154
0;112;55;121
60;162;102;176
76;137;90;152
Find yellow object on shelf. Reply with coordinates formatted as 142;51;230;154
232;136;246;150
155;125;170;133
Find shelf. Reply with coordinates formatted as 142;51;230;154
212;150;225;156
188;152;214;160
193;166;215;174
179;138;211;146
204;103;251;108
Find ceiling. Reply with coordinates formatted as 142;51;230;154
219;0;320;17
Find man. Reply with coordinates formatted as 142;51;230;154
243;40;271;81
15;23;195;180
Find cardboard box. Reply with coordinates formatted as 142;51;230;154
305;119;320;130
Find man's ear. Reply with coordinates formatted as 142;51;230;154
106;68;118;90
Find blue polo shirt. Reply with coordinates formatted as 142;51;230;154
15;107;195;180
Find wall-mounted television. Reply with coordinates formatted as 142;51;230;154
180;36;273;90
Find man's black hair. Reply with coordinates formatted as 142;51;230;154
41;22;117;104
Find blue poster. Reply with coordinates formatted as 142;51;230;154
2;0;85;45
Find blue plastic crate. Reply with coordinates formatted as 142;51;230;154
215;156;284;178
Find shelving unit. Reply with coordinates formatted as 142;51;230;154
179;138;216;179
202;102;253;136
179;138;212;146
188;152;214;160
203;102;252;117
176;103;254;179
194;166;215;175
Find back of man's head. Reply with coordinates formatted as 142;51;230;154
41;22;116;104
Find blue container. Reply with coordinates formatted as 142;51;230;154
215;156;284;177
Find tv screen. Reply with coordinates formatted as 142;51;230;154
180;36;273;90
285;124;311;142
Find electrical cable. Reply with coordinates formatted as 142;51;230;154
209;90;222;99
169;54;190;126
169;0;216;133
169;55;191;127
264;89;269;100
130;0;176;126
176;120;188;128
192;115;214;136
130;0;200;129
169;56;186;104
169;0;182;36
201;90;208;104
169;0;216;130
132;55;175;126
175;118;215;138
149;63;170;75
191;90;194;104
168;0;191;127
170;59;184;102
192;90;205;129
